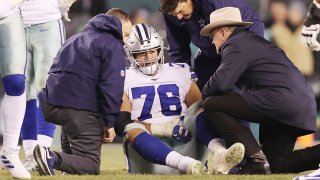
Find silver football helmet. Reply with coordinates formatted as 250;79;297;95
125;23;164;76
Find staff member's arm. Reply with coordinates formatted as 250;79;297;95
99;41;126;143
163;14;192;63
202;43;247;98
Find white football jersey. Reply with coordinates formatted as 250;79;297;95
0;0;23;19
20;0;61;25
124;63;197;124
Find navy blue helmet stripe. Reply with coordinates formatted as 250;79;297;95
135;25;144;45
141;23;150;40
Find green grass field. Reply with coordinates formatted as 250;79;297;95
0;144;306;179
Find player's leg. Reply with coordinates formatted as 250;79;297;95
124;137;179;174
32;19;65;148
21;31;38;171
21;98;38;171
0;11;31;179
172;102;208;162
202;92;270;174
124;123;207;175
195;109;244;174
176;101;245;174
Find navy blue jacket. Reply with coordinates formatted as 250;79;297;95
39;14;126;128
163;0;264;63
203;27;317;133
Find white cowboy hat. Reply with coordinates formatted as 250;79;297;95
200;7;253;36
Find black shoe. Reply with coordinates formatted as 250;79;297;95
236;160;271;175
33;145;56;176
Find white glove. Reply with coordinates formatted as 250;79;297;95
59;0;77;22
302;24;320;51
62;12;71;22
151;118;180;137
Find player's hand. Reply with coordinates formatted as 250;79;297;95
59;0;77;22
103;127;116;143
62;12;71;22
172;124;192;143
302;24;320;51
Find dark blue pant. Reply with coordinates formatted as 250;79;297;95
39;99;104;175
202;92;320;173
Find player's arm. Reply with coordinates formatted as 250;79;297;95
138;118;192;143
118;94;148;142
185;81;202;108
120;94;132;112
115;94;192;143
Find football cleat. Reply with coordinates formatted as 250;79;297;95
186;160;207;175
23;156;38;171
0;146;31;179
293;167;320;180
33;145;56;176
212;142;245;174
0;158;4;169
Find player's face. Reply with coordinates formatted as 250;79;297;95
134;49;158;67
169;0;193;20
122;21;133;43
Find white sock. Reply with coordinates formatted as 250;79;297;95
151;118;180;137
165;151;184;169
23;140;38;158
2;92;26;149
177;156;196;173
37;134;53;148
166;151;195;172
208;138;225;152
208;138;227;155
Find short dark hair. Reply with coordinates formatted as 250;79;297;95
159;0;187;13
106;8;130;22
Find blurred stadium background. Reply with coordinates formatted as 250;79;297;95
0;0;319;173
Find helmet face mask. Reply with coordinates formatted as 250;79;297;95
125;23;164;76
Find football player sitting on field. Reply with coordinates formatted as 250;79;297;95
114;23;245;175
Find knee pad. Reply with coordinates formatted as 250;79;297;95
2;74;25;96
114;111;133;137
124;123;148;135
